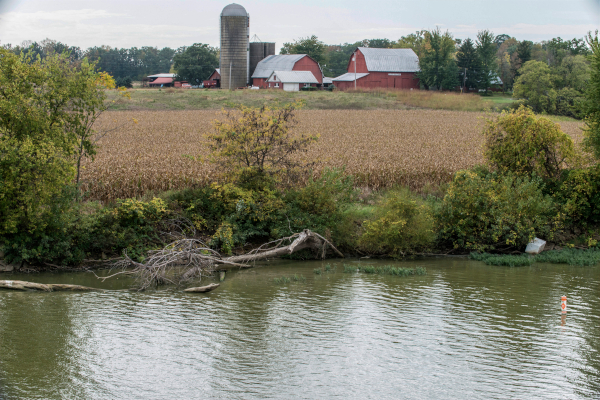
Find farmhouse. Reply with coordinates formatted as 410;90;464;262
266;71;319;91
333;48;420;90
252;54;323;88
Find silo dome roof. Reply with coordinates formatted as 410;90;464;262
221;3;248;16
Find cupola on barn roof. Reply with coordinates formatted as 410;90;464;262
221;3;248;16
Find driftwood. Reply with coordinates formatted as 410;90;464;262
0;280;102;292
105;229;343;290
184;283;220;293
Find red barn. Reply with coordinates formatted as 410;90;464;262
333;48;420;90
252;54;323;88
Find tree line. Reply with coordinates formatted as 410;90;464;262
5;31;592;118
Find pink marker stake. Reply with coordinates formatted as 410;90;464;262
561;295;567;314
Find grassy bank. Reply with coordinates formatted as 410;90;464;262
108;87;513;112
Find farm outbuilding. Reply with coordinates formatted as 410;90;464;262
333;48;420;90
266;71;319;91
252;54;323;88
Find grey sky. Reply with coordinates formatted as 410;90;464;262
0;0;598;50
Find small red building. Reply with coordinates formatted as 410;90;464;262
252;54;323;88
333;48;420;90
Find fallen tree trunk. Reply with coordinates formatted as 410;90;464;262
107;229;343;290
0;280;103;292
0;280;52;291
184;283;220;293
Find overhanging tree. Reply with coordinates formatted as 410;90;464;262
280;35;326;65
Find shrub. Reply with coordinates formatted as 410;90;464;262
483;106;578;180
437;170;558;252
555;87;585;119
554;166;600;226
207;102;318;188
359;188;436;256
300;86;318;91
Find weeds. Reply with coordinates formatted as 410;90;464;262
470;248;600;267
355;265;427;276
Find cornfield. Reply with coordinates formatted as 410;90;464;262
83;110;585;202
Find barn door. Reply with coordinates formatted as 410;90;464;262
394;78;403;88
283;83;299;92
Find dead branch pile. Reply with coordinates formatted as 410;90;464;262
104;229;343;290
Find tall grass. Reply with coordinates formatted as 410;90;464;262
471;248;600;267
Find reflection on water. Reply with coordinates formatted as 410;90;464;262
0;259;599;399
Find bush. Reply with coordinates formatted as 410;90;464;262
555;87;585;119
300;86;318;91
483;106;578;180
358;188;436;256
437;170;558;252
554;166;600;226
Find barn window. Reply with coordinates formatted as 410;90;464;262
304;83;310;87
273;75;276;81
275;83;279;88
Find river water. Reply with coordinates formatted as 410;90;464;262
0;258;598;399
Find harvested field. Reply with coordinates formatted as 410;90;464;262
83;110;585;202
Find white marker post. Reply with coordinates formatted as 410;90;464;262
561;295;567;313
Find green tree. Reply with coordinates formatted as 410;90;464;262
280;35;326;65
456;38;479;90
417;28;458;90
367;38;393;48
513;60;557;113
583;31;600;159
0;49;110;262
475;30;498;94
173;43;218;85
392;31;426;59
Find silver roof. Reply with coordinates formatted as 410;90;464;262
251;54;306;78
333;72;369;82
268;71;318;84
147;73;176;78
323;77;333;84
357;47;419;72
221;3;248;17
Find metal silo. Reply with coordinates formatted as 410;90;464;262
220;3;249;89
249;41;276;80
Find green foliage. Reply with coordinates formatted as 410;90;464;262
554;166;600;226
0;48;110;262
211;222;235;255
583;31;600;159
358;189;436;256
535;248;600;266
513;61;557;113
208;102;318;188
343;264;356;273
471;248;600;267
280;35;326;65
356;265;427;276
470;252;534;267
437;170;558;252
313;268;322;275
475;30;499;93
300;86;318;91
555;87;585;119
417;28;459;90
483;106;578;180
115;76;133;88
457;38;479;89
173;43;218;85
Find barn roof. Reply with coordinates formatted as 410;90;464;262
333;72;369;82
268;71;318;83
148;77;174;85
357;47;419;72
252;54;307;78
221;3;248;17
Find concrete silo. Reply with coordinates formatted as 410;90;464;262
249;41;276;79
220;3;249;89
